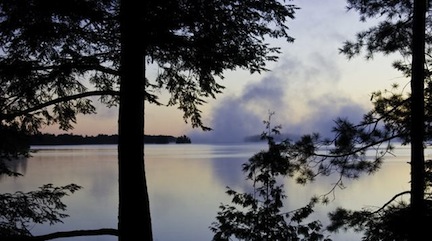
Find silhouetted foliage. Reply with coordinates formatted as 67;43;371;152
0;2;117;236
0;125;30;177
175;135;191;144
265;1;431;240
0;184;81;237
326;159;432;241
0;0;300;240
334;1;429;240
210;113;331;241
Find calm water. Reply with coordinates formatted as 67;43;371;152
2;143;417;241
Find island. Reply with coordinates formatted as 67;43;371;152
29;133;192;145
175;135;191;144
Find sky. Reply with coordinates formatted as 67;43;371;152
42;0;408;143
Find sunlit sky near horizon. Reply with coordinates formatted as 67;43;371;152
42;0;409;143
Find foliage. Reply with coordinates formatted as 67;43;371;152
0;125;31;177
223;93;416;240
209;1;432;241
342;0;425;60
286;1;432;240
175;135;192;144
210;114;331;241
341;0;432;92
0;184;81;237
0;0;300;240
0;0;299;131
148;0;298;129
0;0;118;133
0;105;83;239
327;202;412;241
0;1;111;237
329;155;431;241
324;156;432;241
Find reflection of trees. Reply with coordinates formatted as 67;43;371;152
0;157;28;181
209;144;267;193
210;156;246;190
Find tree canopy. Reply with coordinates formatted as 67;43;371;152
210;113;332;241
0;0;300;240
266;1;431;240
210;1;432;240
0;0;299;132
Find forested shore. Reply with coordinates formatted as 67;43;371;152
29;133;192;145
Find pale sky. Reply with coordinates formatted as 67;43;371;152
42;0;408;143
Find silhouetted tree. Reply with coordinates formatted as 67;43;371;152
409;0;427;239
210;113;331;241
339;0;428;240
176;135;191;144
209;1;432;240
266;1;431;240
118;1;299;239
0;1;118;239
0;184;82;238
0;0;299;240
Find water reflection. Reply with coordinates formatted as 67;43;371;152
1;156;29;179
0;144;414;241
207;143;266;190
2;146;118;241
145;144;242;241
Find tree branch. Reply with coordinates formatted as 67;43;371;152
373;190;411;214
314;134;401;159
1;228;118;241
0;90;119;120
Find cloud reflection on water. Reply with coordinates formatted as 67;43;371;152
0;144;413;241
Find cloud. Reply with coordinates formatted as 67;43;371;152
289;95;367;138
188;53;369;143
188;96;264;143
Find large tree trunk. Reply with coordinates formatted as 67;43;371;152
118;1;153;241
410;0;426;240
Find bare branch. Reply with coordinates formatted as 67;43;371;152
373;190;410;214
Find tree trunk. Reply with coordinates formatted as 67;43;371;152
118;1;153;241
410;0;426;240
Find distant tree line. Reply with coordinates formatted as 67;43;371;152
29;133;191;145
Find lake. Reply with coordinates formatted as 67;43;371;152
2;143;416;241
